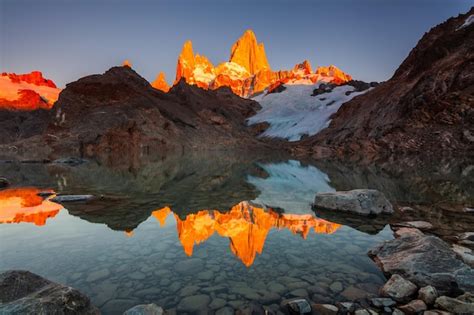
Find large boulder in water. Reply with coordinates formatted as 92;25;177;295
313;189;393;215
0;270;99;314
369;229;474;296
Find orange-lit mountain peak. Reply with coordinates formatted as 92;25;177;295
229;29;271;75
293;60;313;75
175;40;196;84
123;59;132;67
315;65;352;84
0;188;61;226
0;72;60;110
151;72;170;92
175;210;216;256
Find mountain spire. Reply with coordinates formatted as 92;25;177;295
229;29;271;75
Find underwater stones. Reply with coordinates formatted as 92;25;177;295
258;291;280;304
102;299;140;314
340;285;370;300
174;258;204;275
197;270;214;280
209;298;227;310
379;275;417;303
129;271;146;280
177;294;210;312
281;298;312;314
329;281;343;293
313;189;393;215
288;288;308;298
123;303;164;315
216;306;234;315
86;268;110;282
179;285;200;297
268;281;286;294
0;270;99;315
311;303;338;315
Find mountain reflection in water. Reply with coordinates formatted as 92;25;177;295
152;202;340;266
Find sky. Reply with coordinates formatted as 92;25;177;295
1;0;472;88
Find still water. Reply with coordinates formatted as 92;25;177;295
0;154;471;314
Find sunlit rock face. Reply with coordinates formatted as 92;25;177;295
151;72;170;92
170;30;351;97
0;188;61;226
0;72;60;110
153;201;341;267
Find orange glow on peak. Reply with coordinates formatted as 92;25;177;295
0;188;61;226
123;60;132;67
151;207;171;226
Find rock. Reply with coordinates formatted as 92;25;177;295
418;286;438;306
354;309;377;315
177;294;210;312
435;295;474;314
451;244;474;267
337;302;356;313
86;268;110;282
392;309;404;315
174;258;204;275
399;299;427;314
393;227;424;238
197;270;214;280
268;281;286;294
311;303;338;315
289;289;308;298
216;306;235;315
236;302;266;315
209;298;227;310
370;298;396;308
422;310;451;315
329;281;343;293
128;271;146;280
103;299;140;315
0;177;10;189
51;194;95;203
123;303;164;315
281;298;312;314
313;189;393;215
0;270;99;314
379;275;418;303
392;221;433;231
180;285;200;297
340;286;370;300
369;231;474;295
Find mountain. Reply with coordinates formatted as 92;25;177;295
39;66;266;159
298;8;474;157
151;71;170;92
158;29;352;97
0;71;60;110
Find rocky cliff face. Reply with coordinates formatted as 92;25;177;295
158;30;351;97
42;66;265;159
300;8;474;157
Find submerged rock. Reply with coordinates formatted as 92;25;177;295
123;303;164;315
313;189;393;215
0;270;99;314
369;229;474;295
281;298;312;314
50;194;95;203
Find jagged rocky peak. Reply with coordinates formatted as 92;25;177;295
152;72;170;92
229;29;271;75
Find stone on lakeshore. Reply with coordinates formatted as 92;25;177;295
0;270;99;314
398;299;427;314
422;310;452;315
370;297;396;308
451;244;474;267
281;298;312;314
418;286;438;306
177;294;210;312
51;194;94;203
123;303;164;315
435;294;474;314
379;275;417;303
311;303;338;315
369;231;474;295
313;189;393;215
392;221;434;231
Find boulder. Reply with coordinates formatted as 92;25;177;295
123;303;164;315
0;270;99;314
435;294;474;314
281;298;312;314
369;230;474;295
398;299;427;314
313;189;393;215
418;285;438;306
379;274;418;303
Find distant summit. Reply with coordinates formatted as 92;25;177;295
153;29;351;97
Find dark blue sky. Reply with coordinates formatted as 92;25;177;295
1;0;472;87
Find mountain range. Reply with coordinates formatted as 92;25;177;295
0;8;472;160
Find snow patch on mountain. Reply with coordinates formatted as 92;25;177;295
247;160;335;213
248;82;369;141
458;14;474;30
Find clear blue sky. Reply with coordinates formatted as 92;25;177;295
1;0;472;87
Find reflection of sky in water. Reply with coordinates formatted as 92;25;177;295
247;160;335;213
